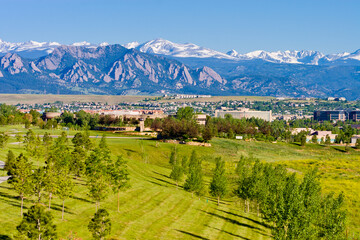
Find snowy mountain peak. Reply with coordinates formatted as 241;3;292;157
134;39;236;59
72;41;91;47
226;49;239;57
123;41;140;49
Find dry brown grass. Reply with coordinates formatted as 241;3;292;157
0;94;273;105
0;94;149;105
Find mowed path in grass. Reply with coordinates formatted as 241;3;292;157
0;137;270;240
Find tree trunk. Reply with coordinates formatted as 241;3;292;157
117;191;120;212
244;199;246;212
62;200;65;220
247;200;250;213
48;192;52;210
257;203;260;217
38;218;41;240
217;196;220;206
21;195;24;216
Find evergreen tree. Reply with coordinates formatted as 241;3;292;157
0;132;9;148
44;161;60;210
17;204;57;240
43;132;53;157
72;132;93;150
9;153;33;216
57;169;74;220
88;209;111;240
4;150;16;174
109;156;130;212
70;146;87;177
24;129;36;156
30;167;48;203
210;157;228;206
86;147;111;210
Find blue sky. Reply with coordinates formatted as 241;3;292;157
0;0;359;54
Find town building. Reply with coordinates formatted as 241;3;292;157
313;110;347;121
349;111;360;121
215;108;272;121
195;114;208;125
306;131;337;143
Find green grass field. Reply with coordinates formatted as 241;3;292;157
0;125;359;239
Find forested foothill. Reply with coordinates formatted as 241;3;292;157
0;103;358;239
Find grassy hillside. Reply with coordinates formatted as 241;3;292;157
0;131;270;240
0;126;359;239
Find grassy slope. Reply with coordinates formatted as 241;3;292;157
0;126;359;238
0;132;270;240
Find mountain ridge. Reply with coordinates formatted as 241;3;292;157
2;38;360;66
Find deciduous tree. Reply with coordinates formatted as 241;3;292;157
210;157;228;206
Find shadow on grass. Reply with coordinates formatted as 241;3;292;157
0;235;12;240
199;210;262;231
0;191;22;208
70;195;94;204
175;230;209;240
124;148;137;153
214;208;270;228
205;197;231;206
152;171;171;179
204;225;251;240
151;176;178;187
331;146;347;153
49;204;74;215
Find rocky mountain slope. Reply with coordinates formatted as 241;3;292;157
0;45;227;95
1;38;360;99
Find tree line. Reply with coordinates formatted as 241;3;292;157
167;148;347;240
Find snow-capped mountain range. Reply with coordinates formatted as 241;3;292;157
1;38;360;99
1;38;360;65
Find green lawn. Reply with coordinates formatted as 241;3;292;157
0;128;359;239
0;133;270;240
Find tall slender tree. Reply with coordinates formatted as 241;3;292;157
57;169;74;220
184;151;203;197
210;157;228;206
170;157;183;188
9;153;33;216
109;156;130;212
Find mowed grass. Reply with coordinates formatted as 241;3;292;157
1;129;359;238
0;135;270;240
